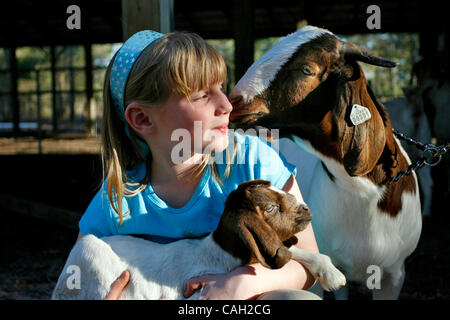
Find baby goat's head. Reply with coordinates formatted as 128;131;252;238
213;180;312;269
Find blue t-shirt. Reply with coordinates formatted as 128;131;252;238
79;132;296;243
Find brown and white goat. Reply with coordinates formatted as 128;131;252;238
230;26;422;300
52;180;345;300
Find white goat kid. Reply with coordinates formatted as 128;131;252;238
52;180;345;300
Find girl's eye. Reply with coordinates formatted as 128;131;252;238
193;93;208;101
301;66;315;76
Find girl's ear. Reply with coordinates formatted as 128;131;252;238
124;102;155;136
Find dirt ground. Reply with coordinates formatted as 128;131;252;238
0;137;449;300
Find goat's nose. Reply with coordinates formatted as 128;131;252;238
300;204;309;212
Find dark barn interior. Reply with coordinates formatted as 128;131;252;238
0;0;449;300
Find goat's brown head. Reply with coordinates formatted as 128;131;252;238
212;179;312;269
230;26;397;177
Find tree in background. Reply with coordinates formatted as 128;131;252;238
340;33;419;100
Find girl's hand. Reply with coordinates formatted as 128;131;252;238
103;270;169;300
103;270;130;300
184;266;262;300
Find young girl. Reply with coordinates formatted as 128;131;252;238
78;30;321;300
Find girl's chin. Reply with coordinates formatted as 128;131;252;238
202;135;229;154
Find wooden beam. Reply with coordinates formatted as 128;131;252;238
232;0;255;82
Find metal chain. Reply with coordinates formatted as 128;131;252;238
389;128;450;184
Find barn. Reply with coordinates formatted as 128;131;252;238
0;0;448;301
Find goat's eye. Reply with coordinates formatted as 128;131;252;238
301;66;315;76
265;205;278;214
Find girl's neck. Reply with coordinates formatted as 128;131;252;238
150;152;205;184
149;152;207;208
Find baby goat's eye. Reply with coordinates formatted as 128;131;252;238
265;205;278;214
301;66;315;76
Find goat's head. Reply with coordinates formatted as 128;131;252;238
230;26;397;176
213;179;312;269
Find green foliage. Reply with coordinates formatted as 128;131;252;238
255;37;281;61
339;33;419;100
206;39;235;91
2;34;418;124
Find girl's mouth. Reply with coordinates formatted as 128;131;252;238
213;124;229;134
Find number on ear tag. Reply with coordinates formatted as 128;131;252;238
350;104;371;126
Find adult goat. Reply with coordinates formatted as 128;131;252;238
230;26;422;300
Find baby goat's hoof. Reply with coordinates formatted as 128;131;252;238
316;256;347;292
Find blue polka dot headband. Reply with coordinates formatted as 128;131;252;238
110;30;164;122
109;30;163;156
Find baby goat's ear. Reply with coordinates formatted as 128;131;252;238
283;236;298;248
238;209;292;269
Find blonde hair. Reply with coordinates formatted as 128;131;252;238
101;32;235;225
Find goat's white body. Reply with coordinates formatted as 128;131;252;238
52;234;242;300
277;136;422;299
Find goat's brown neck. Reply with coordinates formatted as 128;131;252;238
297;73;417;217
366;124;417;217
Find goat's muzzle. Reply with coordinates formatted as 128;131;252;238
229;94;270;125
295;204;312;229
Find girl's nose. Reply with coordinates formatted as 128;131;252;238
215;92;233;116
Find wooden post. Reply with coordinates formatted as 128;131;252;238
418;0;445;82
159;0;174;33
69;49;75;124
35;70;42;154
50;46;58;134
84;44;94;135
122;0;161;39
232;0;255;83
9;47;19;136
121;0;174;39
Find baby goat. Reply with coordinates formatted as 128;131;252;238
52;180;345;300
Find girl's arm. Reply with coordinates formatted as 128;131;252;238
184;174;319;300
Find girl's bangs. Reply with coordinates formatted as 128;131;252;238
170;42;227;98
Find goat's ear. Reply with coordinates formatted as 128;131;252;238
238;209;292;269
283;236;298;248
336;64;386;176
